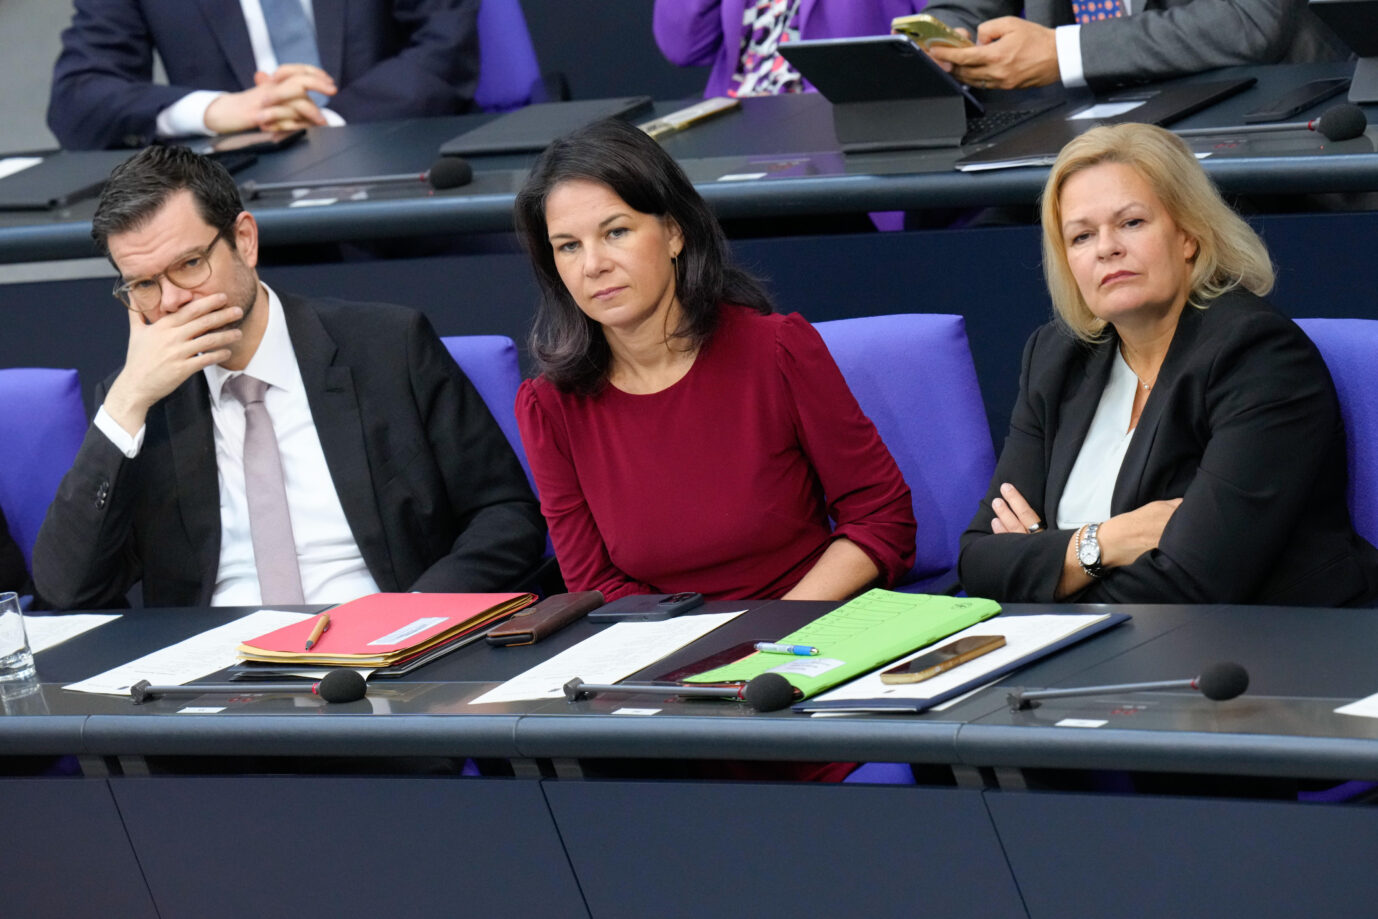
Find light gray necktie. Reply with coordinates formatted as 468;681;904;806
225;374;305;605
258;0;328;105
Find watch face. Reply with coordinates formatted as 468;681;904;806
1078;539;1098;566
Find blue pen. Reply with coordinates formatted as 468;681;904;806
754;641;820;656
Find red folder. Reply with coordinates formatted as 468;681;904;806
237;592;535;666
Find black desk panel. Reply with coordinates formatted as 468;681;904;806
989;790;1378;919
112;775;585;919
546;781;1027;919
0;778;159;919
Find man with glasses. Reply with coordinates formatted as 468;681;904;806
32;145;544;609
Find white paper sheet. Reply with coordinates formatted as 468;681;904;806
469;611;745;704
24;613;120;653
63;609;314;696
1335;693;1378;718
809;613;1111;706
0;157;42;181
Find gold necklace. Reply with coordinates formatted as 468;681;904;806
1120;345;1158;392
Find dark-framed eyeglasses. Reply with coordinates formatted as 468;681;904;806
112;229;229;313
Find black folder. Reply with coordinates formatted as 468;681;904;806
438;96;654;156
0;150;135;211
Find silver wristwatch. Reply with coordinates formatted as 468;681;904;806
1077;522;1105;578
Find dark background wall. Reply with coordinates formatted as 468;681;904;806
4;212;1376;452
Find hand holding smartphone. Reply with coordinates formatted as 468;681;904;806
880;635;1005;684
891;13;973;50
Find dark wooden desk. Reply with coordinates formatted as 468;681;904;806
7;601;1378;918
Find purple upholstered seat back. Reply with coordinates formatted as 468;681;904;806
814;314;995;587
0;368;88;569
1296;318;1378;545
440;334;532;488
475;0;542;112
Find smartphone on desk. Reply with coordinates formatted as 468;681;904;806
207;128;306;155
587;592;705;622
880;635;1005;684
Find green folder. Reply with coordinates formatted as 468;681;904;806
686;589;1001;700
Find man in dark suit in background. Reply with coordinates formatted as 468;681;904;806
47;0;480;150
33;145;544;609
923;0;1344;91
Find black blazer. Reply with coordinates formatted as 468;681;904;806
0;506;28;596
33;295;544;609
959;290;1378;606
48;0;480;149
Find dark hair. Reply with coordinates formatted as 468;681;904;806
92;146;244;255
514;118;772;394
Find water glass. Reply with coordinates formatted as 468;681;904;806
0;591;36;683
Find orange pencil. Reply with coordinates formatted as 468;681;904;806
304;613;331;651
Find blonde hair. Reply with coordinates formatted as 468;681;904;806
1040;123;1274;341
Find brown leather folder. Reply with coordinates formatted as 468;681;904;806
486;591;605;646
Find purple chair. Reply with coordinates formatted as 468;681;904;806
1296;319;1378;545
0;368;88;573
475;0;542;112
814;314;995;592
440;334;531;488
1292;319;1378;804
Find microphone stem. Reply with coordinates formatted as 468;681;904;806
1018;678;1194;701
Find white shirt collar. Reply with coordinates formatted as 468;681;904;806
205;282;298;401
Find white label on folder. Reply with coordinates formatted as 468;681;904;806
769;657;845;677
1056;718;1108;728
178;706;226;714
368;617;449;646
612;707;661;716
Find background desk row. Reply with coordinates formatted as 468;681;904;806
7;602;1378;918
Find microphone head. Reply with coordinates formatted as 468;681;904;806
428;156;474;190
316;669;368;703
1198;662;1249;701
1317;104;1367;142
742;673;797;712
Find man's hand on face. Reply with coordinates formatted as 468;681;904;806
102;294;244;436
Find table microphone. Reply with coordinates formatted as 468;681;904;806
239;156;473;198
563;672;800;712
130;668;367;704
1175;104;1367;142
1007;661;1249;711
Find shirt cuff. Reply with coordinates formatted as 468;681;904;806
321;107;345;127
155;91;225;138
1055;25;1086;89
94;405;146;458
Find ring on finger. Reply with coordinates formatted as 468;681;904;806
1026;521;1044;534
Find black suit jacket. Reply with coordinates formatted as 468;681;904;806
33;295;544;609
0;506;29;596
959;291;1378;606
48;0;480;150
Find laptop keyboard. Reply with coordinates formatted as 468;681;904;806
962;99;1062;146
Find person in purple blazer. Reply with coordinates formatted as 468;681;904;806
653;0;927;98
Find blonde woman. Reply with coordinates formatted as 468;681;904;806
959;122;1378;605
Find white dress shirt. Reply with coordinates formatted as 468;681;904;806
1054;0;1137;89
155;0;346;138
1056;348;1140;529
96;284;380;605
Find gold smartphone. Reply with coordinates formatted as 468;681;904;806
879;635;1005;684
891;13;974;50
